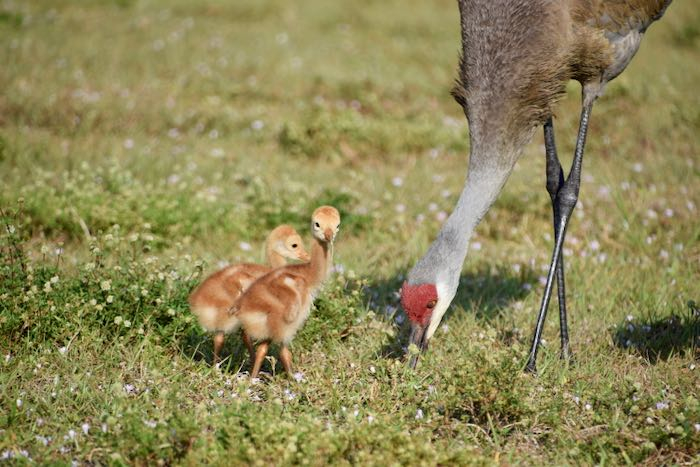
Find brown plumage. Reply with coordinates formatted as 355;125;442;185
231;206;341;378
452;0;671;151
188;225;310;363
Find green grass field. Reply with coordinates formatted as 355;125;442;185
1;0;699;464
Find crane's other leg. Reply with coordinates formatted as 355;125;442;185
250;340;270;379
279;345;293;375
543;118;572;361
526;101;593;373
213;332;225;365
241;330;255;364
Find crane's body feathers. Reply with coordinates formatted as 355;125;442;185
402;0;673;370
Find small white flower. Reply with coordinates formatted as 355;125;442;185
251;120;264;131
632;163;643;173
100;280;111;291
367;415;375;424
391;177;403;187
239;241;252;252
471;241;482;251
123;138;134;149
694;423;700;432
584;403;592;411
81;423;90;435
68;429;76;440
369;366;376;374
415;408;424;420
123;383;135;394
395;203;406;213
143;419;157;428
275;32;288;44
16;399;22;408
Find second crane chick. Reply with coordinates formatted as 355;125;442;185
232;206;341;378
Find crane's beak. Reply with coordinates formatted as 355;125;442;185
407;323;429;369
298;250;311;262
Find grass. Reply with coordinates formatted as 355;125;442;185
1;0;699;464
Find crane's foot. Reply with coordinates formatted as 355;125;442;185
560;346;574;363
524;360;537;374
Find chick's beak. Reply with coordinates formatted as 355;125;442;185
408;322;429;369
324;228;334;242
299;250;311;262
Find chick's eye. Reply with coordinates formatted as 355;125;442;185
291;244;297;248
314;222;320;228
426;300;437;309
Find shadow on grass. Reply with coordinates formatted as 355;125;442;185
368;264;538;359
180;330;254;373
612;300;699;363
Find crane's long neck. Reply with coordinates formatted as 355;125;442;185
265;242;286;268
408;140;521;299
306;239;332;290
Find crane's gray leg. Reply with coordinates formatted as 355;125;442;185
526;102;593;373
543;118;572;361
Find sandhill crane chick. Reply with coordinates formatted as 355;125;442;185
189;225;310;364
232;206;341;378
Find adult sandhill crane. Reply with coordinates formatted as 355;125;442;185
400;0;673;372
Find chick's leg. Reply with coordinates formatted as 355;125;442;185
250;340;270;379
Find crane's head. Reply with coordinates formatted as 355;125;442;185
311;206;341;243
268;225;310;262
400;280;452;369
